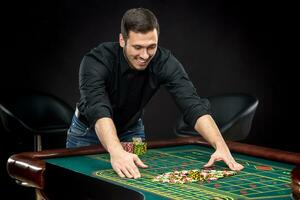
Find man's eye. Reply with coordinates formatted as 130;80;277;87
134;46;142;50
148;46;156;50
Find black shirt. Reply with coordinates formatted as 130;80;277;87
77;42;210;133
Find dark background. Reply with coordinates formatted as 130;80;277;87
1;0;297;151
0;0;298;198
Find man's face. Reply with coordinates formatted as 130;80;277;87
120;29;158;71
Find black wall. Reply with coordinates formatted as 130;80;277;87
1;0;297;152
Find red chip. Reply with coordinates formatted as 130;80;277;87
121;142;134;153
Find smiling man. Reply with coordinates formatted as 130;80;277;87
66;8;243;179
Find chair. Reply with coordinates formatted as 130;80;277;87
0;91;74;199
0;91;74;151
174;93;259;141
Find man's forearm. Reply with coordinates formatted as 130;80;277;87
94;117;123;154
194;114;227;149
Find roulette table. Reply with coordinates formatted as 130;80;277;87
7;136;300;200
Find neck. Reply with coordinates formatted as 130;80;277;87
122;48;137;71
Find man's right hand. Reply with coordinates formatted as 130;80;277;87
110;149;148;179
94;118;148;178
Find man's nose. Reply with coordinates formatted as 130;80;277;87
140;49;149;60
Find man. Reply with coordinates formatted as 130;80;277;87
66;8;244;179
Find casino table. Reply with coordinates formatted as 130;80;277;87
7;136;300;200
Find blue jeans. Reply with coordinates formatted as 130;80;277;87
66;114;145;148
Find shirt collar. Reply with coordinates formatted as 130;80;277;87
120;47;133;75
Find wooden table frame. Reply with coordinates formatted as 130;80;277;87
6;136;300;199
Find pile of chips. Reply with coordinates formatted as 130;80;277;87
121;137;147;156
152;169;237;184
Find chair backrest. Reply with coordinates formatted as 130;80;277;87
174;93;259;141
0;92;74;134
0;91;74;151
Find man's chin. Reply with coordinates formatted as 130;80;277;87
135;67;147;71
132;63;148;71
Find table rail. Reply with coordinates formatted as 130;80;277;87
7;136;300;190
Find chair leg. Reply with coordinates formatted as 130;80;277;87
34;135;42;151
36;189;47;200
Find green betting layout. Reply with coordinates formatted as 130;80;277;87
47;145;294;200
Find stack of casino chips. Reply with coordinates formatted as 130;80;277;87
132;137;147;155
121;137;147;156
122;142;134;153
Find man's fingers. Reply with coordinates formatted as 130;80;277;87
111;153;148;179
126;165;140;179
133;155;148;168
114;168;125;178
231;162;244;171
223;158;244;171
204;156;216;167
120;167;133;178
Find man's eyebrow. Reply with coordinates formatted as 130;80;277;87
132;44;157;48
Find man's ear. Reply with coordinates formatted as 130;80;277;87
119;33;125;48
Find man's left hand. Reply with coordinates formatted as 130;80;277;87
204;148;244;171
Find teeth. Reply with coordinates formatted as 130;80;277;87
138;59;146;63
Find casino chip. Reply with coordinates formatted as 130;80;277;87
152;168;237;184
122;142;134;153
132;137;147;155
121;137;147;156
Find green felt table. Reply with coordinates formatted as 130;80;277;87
7;137;300;200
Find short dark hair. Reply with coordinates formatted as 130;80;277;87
121;8;160;41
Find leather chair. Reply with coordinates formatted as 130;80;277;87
0;91;74;151
174;93;259;141
0;91;74;199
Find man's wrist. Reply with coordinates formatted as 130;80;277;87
107;142;124;155
215;139;229;151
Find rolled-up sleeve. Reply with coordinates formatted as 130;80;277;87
161;54;211;128
78;55;113;127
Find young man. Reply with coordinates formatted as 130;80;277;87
66;8;243;179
